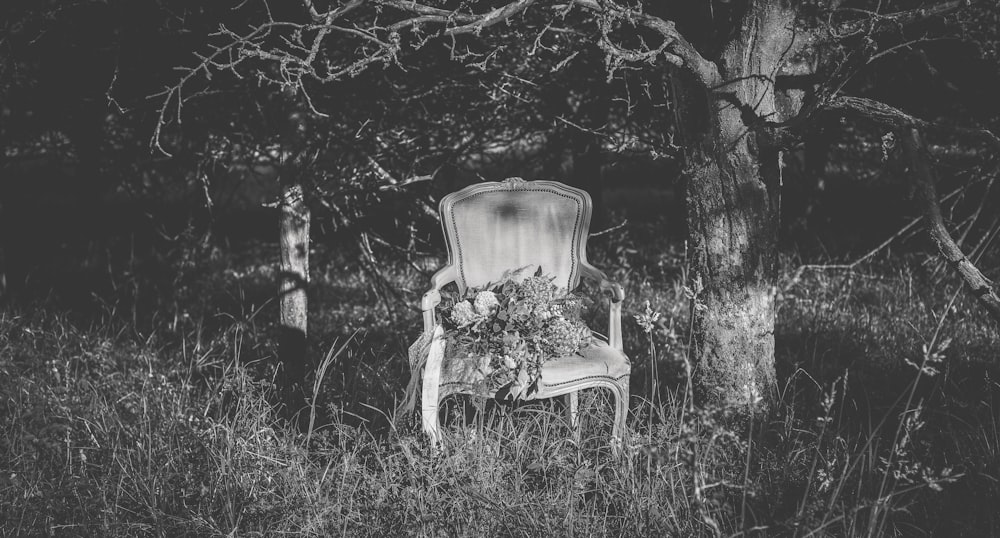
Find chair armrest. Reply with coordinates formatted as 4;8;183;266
579;263;625;352
580;263;624;303
421;265;457;333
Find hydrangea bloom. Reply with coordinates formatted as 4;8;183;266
473;290;500;315
450;300;479;327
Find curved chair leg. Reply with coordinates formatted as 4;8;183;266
562;379;629;456
566;391;580;433
611;377;630;456
421;326;446;448
566;392;580;439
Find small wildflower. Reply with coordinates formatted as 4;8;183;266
634;300;661;334
683;275;704;300
816;468;833;493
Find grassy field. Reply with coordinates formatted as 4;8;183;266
1;218;998;536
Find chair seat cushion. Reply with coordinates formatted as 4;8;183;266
435;337;629;397
536;339;630;390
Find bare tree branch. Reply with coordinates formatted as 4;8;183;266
832;0;973;39
571;0;720;86
763;93;1000;156
444;0;538;36
901;127;1000;324
824;96;1000;152
153;0;721;152
770;88;1000;322
304;0;367;22
377;0;478;24
780;0;974;75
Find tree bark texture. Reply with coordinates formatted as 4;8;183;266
279;183;311;396
680;1;797;408
901;128;1000;323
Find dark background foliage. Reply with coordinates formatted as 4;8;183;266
2;1;1000;535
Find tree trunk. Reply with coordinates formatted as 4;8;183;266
684;106;777;408
279;183;310;402
678;0;796;408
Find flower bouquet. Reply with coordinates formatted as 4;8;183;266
441;267;593;400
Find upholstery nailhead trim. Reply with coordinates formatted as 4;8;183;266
544;374;630;387
440;373;629;388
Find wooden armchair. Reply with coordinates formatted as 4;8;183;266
413;177;629;450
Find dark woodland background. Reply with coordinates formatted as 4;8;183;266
2;0;1000;536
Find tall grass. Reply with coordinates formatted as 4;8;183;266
1;236;998;536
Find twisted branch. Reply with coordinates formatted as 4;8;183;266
902;127;1000;324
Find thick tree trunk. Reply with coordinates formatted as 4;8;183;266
279;183;310;402
685;107;777;408
679;0;795;408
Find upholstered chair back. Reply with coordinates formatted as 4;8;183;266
439;178;593;293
